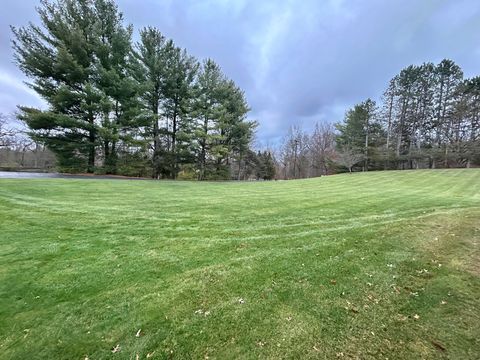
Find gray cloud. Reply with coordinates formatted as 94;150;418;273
1;0;479;144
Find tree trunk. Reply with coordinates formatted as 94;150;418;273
199;115;208;180
364;117;369;171
88;130;95;172
152;100;160;179
385;93;393;170
172;103;178;179
104;140;110;167
444;145;449;168
237;152;242;180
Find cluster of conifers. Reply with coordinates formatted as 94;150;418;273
12;0;257;179
276;59;480;179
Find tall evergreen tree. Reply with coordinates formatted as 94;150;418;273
94;0;140;173
336;99;382;170
381;76;398;161
262;151;276;180
193;59;225;180
192;60;254;180
13;0;103;171
134;27;167;178
433;60;463;167
12;0;141;173
456;77;480;167
214;79;252;177
161;41;198;178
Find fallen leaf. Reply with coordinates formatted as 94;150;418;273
330;279;337;285
441;300;447;305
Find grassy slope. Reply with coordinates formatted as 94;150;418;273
0;169;479;359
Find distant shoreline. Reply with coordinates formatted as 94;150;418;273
0;171;150;180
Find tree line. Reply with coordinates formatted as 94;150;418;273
0;114;56;170
11;0;262;179
275;59;479;178
10;1;479;180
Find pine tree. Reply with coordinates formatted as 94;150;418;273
458;77;480;167
134;27;167;178
433;59;463;167
193;59;225;180
215;79;253;178
13;0;141;173
94;0;140;173
263;151;276;180
336;99;382;170
13;0;103;171
241;149;258;180
161;41;198;178
255;151;266;180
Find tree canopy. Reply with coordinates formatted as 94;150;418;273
12;0;256;179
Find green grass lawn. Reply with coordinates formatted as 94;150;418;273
0;169;479;359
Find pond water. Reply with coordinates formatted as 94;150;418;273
0;171;149;180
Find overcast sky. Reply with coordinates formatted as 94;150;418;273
1;0;479;144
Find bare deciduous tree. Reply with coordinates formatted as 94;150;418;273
0;114;15;148
309;122;336;176
279;125;310;179
336;147;363;173
0;113;56;170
